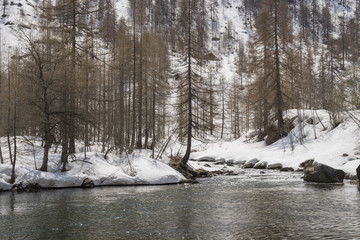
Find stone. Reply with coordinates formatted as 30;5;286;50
81;178;95;188
234;160;247;165
216;158;226;163
342;153;349;157
242;158;260;169
280;167;294;172
11;182;25;193
306;118;314;124
267;163;283;170
198;156;216;162
254;161;268;169
300;159;345;183
25;183;42;192
204;164;211;168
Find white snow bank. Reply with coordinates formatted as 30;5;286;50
190;110;360;175
0;144;185;191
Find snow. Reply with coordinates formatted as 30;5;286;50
0;144;185;191
189;110;360;176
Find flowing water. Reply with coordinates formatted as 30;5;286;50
1;170;360;240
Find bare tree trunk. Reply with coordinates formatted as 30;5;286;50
7;54;13;165
130;9;136;150
10;52;18;184
182;0;193;165
274;0;284;133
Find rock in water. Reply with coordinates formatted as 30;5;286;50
242;158;260;168
254;161;268;169
267;163;283;170
300;159;345;183
81;178;95;188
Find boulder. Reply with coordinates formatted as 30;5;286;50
242;158;260;169
198;156;216;162
267;163;283;170
254;161;268;169
300;159;345;183
81;178;95;188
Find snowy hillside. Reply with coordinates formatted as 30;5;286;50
189;110;360;176
1;0;360;189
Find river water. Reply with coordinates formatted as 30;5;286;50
1;170;360;240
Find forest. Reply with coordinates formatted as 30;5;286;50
0;0;360;182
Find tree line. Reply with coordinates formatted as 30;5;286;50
1;0;360;181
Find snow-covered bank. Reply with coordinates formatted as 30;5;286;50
0;145;185;191
189;110;360;177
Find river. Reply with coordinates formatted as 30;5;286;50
1;170;360;239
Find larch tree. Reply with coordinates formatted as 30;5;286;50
176;0;208;165
251;0;294;139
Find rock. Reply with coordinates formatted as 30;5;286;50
11;182;25;193
198;156;216;162
267;163;283;170
342;153;349;157
81;178;95;188
354;151;360;156
204;164;211;167
280;167;294;172
214;161;224;165
226;162;234;166
25;183;42;192
234;160;246;165
306;118;314;124
212;169;237;176
349;174;358;181
242;158;260;169
260;171;265;174
216;158;226;163
227;159;234;164
196;169;213;178
254;161;268;169
350;179;359;185
300;159;345;183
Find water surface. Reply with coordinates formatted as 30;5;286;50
1;170;360;239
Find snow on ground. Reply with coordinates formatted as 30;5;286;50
0;142;185;191
189;110;360;176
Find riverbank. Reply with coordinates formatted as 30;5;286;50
0;147;185;192
189;110;360;177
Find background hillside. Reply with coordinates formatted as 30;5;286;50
0;0;360;170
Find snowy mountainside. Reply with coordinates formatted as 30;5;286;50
1;0;357;71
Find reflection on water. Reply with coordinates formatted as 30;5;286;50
1;170;360;239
